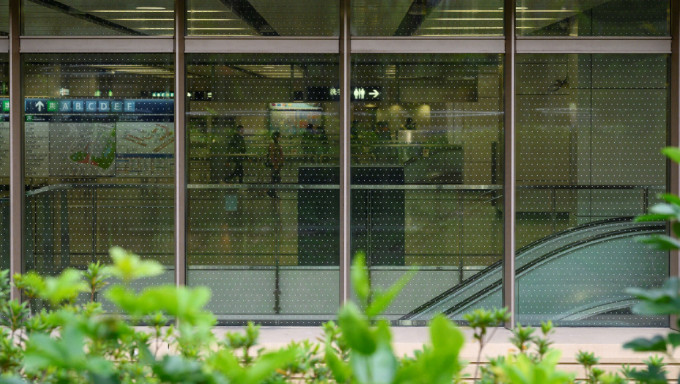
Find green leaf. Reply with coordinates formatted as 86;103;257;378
105;247;164;283
338;303;376;355
667;333;680;348
40;269;89;306
662;147;680;164
367;268;417;319
245;348;297;383
325;344;351;383
351;251;370;306
660;193;680;206
638;235;680;251
623;336;667;352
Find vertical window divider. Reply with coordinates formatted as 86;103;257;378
339;0;351;306
9;0;22;301
175;0;187;287
670;0;679;330
503;0;516;329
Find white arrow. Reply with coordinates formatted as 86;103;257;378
35;101;45;112
369;89;380;99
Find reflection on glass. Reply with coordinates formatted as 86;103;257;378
22;0;174;36
0;0;7;34
0;55;7;270
22;54;174;289
516;54;669;326
517;0;669;36
186;54;340;321
351;54;504;323
352;0;503;36
187;0;338;36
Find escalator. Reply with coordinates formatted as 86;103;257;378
401;217;666;323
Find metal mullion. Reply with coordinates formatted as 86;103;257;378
175;0;187;287
503;0;516;329
339;0;351;306
670;0;679;330
20;36;174;53
9;0;22;301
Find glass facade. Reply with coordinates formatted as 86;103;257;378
187;0;338;36
0;0;676;326
517;0;670;36
515;54;670;326
22;54;175;289
186;54;339;321
350;54;504;319
21;0;175;36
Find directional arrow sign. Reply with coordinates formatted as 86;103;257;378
369;89;380;99
35;101;45;112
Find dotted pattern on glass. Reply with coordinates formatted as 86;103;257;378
0;55;7;271
186;0;339;36
22;54;175;292
516;0;669;36
350;54;504;324
186;54;340;322
22;0;174;36
516;54;669;326
0;0;7;34
351;0;504;36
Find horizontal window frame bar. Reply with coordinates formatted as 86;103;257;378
20;36;174;53
516;38;671;54
185;37;339;54
351;37;505;53
0;37;7;52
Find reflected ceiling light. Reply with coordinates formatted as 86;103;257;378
438;9;502;12
136;6;166;10
138;27;174;30
187;27;247;30
423;26;503;29
188;10;232;13
187;18;237;21
432;17;502;21
112;18;174;21
91;9;173;12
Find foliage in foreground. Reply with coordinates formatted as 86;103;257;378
4;148;680;382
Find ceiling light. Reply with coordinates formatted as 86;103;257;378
136;6;166;10
432;17;503;21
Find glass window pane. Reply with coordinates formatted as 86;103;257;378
516;54;669;326
0;54;7;270
22;0;174;36
186;1;338;36
23;54;175;298
517;0;670;36
186;54;340;322
352;0;504;36
351;54;504;324
0;0;7;35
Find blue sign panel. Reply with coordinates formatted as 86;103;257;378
58;100;72;112
73;100;85;112
86;100;98;112
25;99;48;113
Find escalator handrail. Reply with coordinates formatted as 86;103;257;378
401;217;664;320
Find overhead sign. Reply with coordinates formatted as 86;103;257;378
307;86;383;102
23;99;173;114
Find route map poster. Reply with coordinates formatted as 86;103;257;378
116;122;174;178
49;122;116;177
